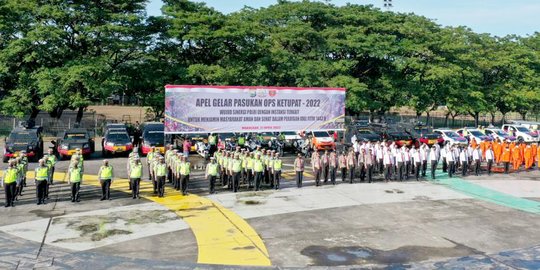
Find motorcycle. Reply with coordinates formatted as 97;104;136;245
225;140;237;151
268;138;284;156
296;139;312;157
246;138;261;152
196;142;211;160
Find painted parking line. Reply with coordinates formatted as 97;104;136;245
76;175;271;266
430;172;540;214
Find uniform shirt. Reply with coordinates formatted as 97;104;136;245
376;146;384;160
411;150;421;163
311;155;321;170
459;150;468;163
329;153;338;168
429;148;438;161
346;153;356;169
383;151;393;165
395;151;404;163
472;149;481;161
446;150;455;162
485;149;495;160
338;155;347;168
364;153;373;166
420;146;428;161
294;158;305;171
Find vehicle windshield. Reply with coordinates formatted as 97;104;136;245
470;131;484;137
493;130;508;136
357;130;375;135
8;131;37;142
107;133;130;142
144;131;164;142
444;131;460;138
64;133;87;140
516;127;530;132
390;133;411;140
282;131;297;135
313;131;329;137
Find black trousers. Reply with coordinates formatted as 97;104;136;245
487;159;493;175
414;162;421;180
348;166;355;183
397;162;404;181
358;163;365;181
209;175;216;194
442;158;447;172
322;165;329;182
273;171;281;189
421;161;427;176
405;161;411;179
504;162;510;174
233;172;241;192
100;179;111;200
431;161;437;179
384;165;392;180
167;168;173;183
36;180;47;203
366;165;373;183
474;160;481;176
152;174;157;193
181;175;189;195
341;168;346;181
314;169;321;186
130;178;140;198
264;169;270;184
247;170;253;188
71;182;80;201
221;170;228;186
49;167;55;185
4;182;16;206
296;171;303;188
255;171;263;191
329;167;336;185
45;181;50;199
173;173;179;190
448;161;454;178
461;161;467;176
378;159;383;174
157;176;165;197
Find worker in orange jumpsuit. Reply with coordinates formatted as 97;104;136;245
493;140;502;163
501;146;511;174
524;145;533;170
512;145;522;171
533;143;538;168
519;143;527;166
470;139;477;149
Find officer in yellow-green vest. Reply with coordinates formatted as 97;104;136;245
34;159;49;205
147;146;156;180
206;157;219;194
98;160;114;201
16;154;28;198
129;158;143;199
173;152;183;191
231;154;242;192
68;162;83;202
246;152;255;188
272;152;283;190
221;152;230;188
180;156;191;196
46;148;57;184
253;154;264;191
2;160;20;207
154;156;167;197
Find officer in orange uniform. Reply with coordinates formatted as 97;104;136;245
524;145;533;171
512;145;521;171
494;140;502;164
532;143;538;167
519;143;527;166
501;146;511;174
480;140;488;158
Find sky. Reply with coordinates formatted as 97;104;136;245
146;0;539;37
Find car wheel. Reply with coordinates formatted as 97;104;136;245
518;137;524;143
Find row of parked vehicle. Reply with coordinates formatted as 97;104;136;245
346;119;540;149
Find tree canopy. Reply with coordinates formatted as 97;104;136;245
0;0;538;124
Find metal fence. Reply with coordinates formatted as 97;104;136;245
0;111;108;137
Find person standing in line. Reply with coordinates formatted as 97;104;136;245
446;146;455;178
501;146;511;174
180;156;191;195
272;152;283;189
34;159;49;205
98;160;114;201
357;149;366;182
246;152;255;188
524;144;533;171
68;162;83;202
338;151;347;182
206;157;219;194
311;150;322;186
395;148;404;181
429;145;438;179
411;146;421;181
253;154;264;191
403;147;411;180
485;145;495;175
376;143;384;174
420;144;429;177
130;158;143;199
154;157;167;197
2;161;19;207
459;147;468;176
183;138;192;158
294;153;305;188
383;148;393;182
321;150;329;183
147;147;156;180
346;149;356;184
364;149;374;183
328;150;338;185
473;145;482;176
467;144;474;172
231;154;242;193
441;144;448;173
